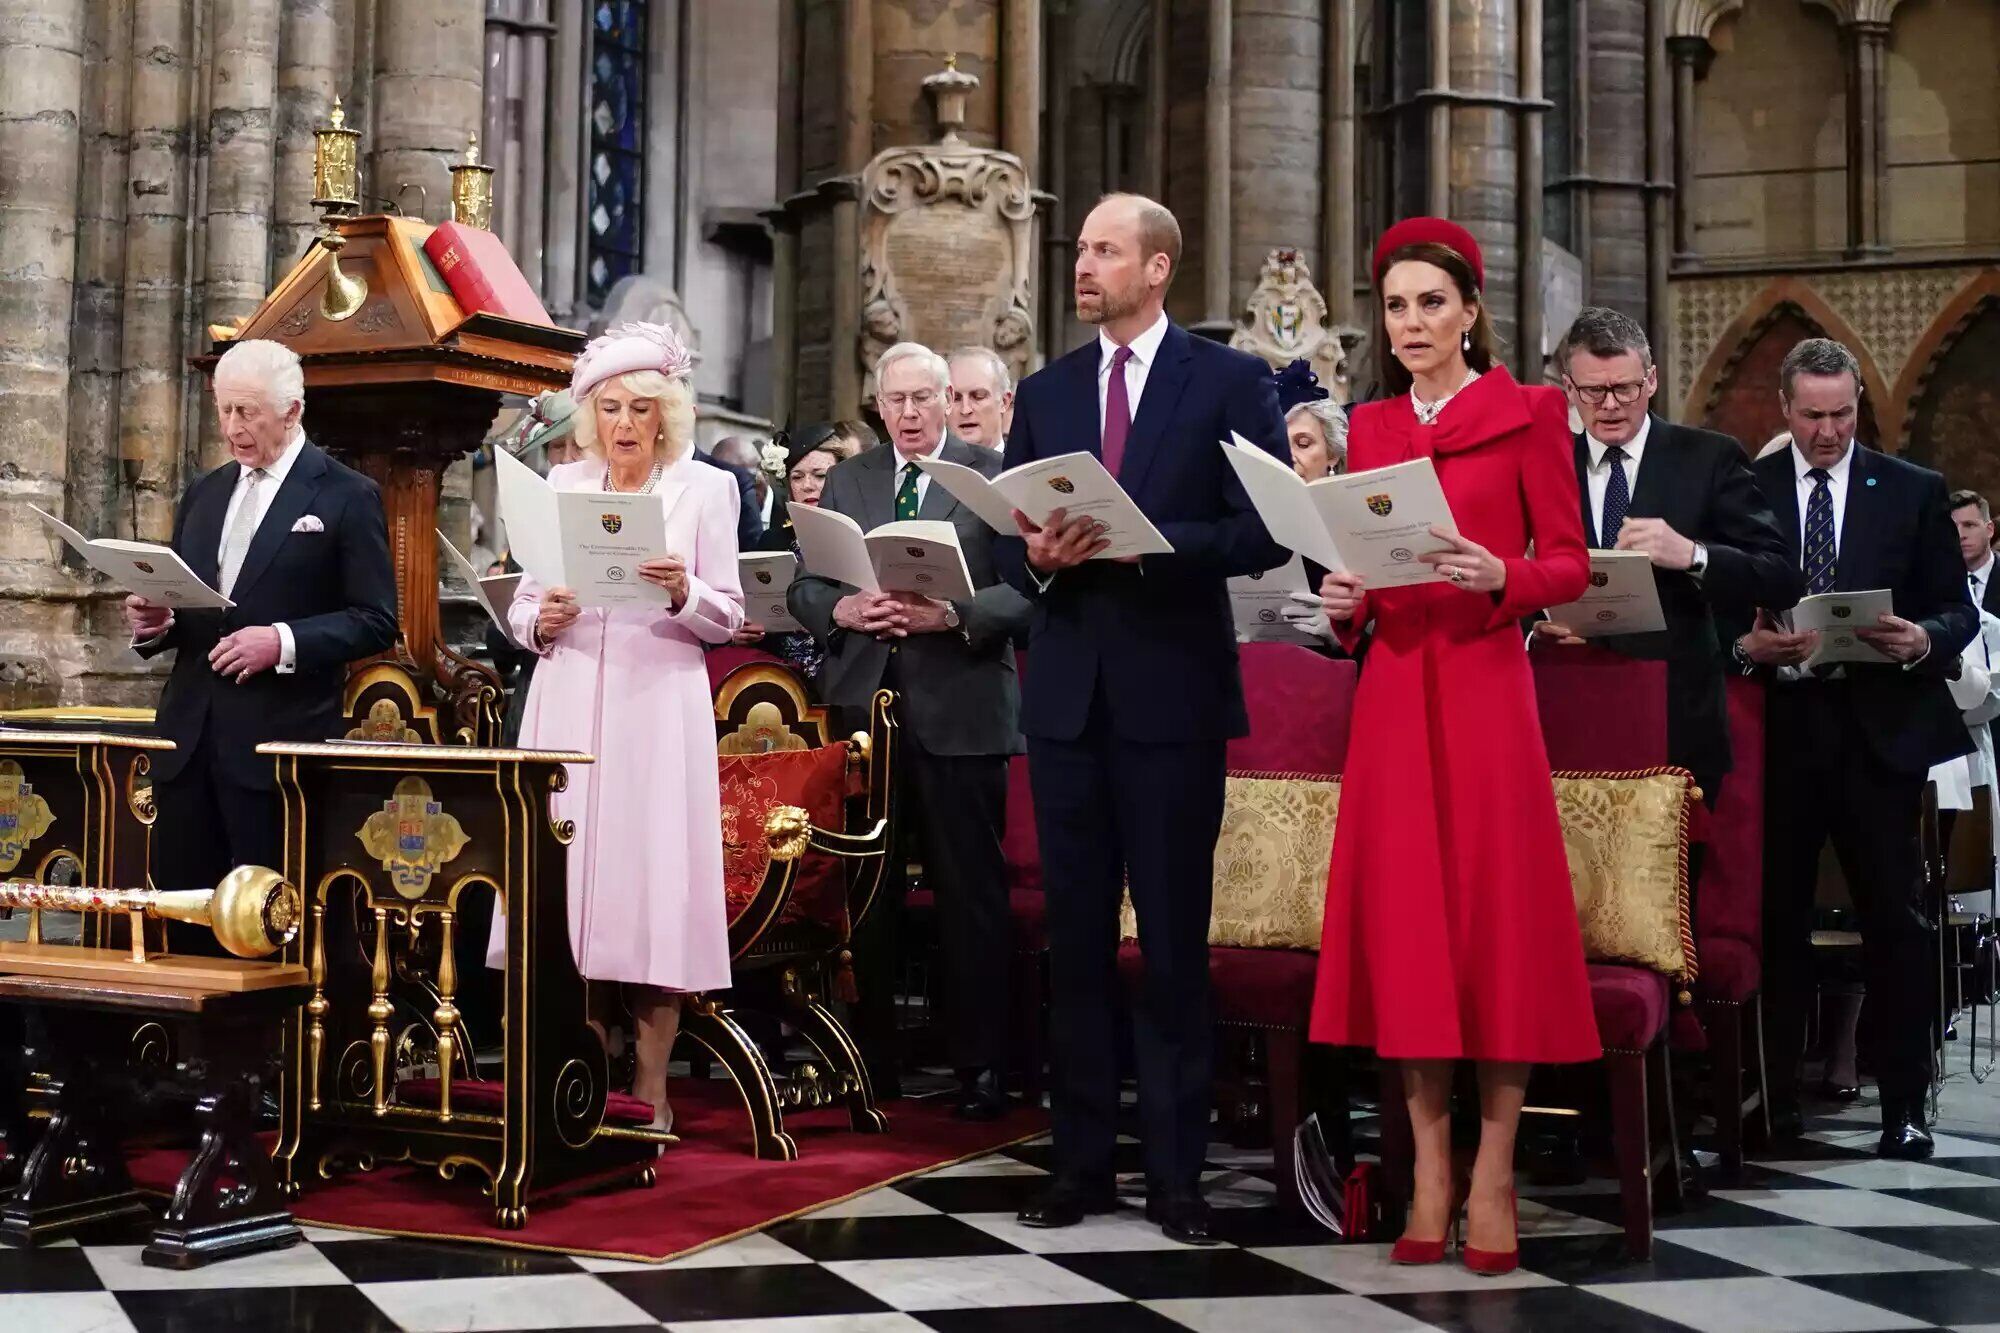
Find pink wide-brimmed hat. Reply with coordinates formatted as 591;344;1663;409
570;321;697;401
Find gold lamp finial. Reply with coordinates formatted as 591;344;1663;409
451;130;496;230
311;96;367;320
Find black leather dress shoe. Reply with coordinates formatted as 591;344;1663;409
953;1068;1009;1122
1017;1178;1118;1229
1768;1101;1806;1140
1878;1104;1936;1161
1818;1080;1861;1104
1146;1193;1222;1246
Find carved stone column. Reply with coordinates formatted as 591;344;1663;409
1372;0;1545;374
118;0;198;546
1322;0;1358;329
1842;21;1892;258
0;0;85;612
372;0;485;219
275;0;339;280
1666;35;1711;267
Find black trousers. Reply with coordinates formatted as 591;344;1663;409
848;714;1013;1085
152;741;283;955
1030;697;1226;1195
1762;682;1936;1106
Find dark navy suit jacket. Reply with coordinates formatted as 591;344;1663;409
1746;443;1976;776
996;322;1289;743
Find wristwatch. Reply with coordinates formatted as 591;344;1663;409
1689;542;1709;576
942;602;962;631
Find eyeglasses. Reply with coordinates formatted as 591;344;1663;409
1570;379;1649;406
881;390;940;412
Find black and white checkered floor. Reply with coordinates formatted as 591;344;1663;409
7;1036;1999;1333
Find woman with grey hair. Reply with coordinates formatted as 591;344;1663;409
1273;360;1348;480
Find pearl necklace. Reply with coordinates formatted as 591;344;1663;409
604;459;665;494
1411;369;1480;427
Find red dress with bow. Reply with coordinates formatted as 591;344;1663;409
1309;367;1602;1063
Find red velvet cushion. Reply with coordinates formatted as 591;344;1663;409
1696;677;1766;952
718;743;850;932
1532;645;1669;772
398;1077;656;1126
1693;935;1761;1004
1227;644;1356;777
1587;963;1669;1051
705;646;784;692
1116;940;1318;1029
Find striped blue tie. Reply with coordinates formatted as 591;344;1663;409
1804;468;1835;595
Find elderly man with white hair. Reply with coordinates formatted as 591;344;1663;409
791;340;1033;1119
124;337;397;928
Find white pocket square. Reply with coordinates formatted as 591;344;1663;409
291;514;324;533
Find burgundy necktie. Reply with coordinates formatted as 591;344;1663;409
1101;344;1135;476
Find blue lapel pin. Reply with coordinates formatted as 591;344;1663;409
1866;477;1878;486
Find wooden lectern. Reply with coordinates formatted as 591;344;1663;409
195;212;583;747
263;740;667;1228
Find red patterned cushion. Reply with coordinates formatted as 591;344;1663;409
398;1077;656;1126
1587;963;1669;1051
1227;644;1355;777
719;743;849;933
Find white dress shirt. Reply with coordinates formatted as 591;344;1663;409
1791;439;1854;556
1096;311;1171;434
891;432;950;512
1583;415;1652;547
141;429;305;670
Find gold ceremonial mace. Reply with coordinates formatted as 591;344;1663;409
0;866;302;961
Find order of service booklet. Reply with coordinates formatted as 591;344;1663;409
1221;436;1460;587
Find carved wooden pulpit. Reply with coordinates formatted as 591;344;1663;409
195;213;583;745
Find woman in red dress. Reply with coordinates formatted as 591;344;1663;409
1310;219;1600;1273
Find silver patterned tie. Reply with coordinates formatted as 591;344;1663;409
219;468;267;597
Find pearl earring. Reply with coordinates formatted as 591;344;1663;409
1462;331;1472;353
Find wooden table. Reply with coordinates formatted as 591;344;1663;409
0;968;311;1268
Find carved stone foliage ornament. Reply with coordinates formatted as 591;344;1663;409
0;759;55;874
1230;249;1363;404
857;141;1036;399
358;776;470;900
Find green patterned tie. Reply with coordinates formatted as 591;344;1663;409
896;461;921;521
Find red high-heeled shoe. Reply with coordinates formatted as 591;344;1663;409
1462;1188;1519;1276
1390;1186;1464;1265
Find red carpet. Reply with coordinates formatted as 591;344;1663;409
127;1080;1044;1263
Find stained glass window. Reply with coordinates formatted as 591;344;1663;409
587;1;646;307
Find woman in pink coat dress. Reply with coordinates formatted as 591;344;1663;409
497;321;744;1132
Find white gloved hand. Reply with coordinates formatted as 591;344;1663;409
1281;591;1335;643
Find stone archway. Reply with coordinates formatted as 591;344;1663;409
1902;297;2000;500
1688;279;1890;452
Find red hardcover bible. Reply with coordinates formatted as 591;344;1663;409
422;221;554;327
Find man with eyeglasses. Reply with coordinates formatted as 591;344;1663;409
948;346;1014;450
1536;307;1800;806
790;341;1032;1121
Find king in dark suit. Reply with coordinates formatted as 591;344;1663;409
790;342;1033;1120
1735;338;1976;1160
125;339;398;909
1538;308;1802;802
997;194;1289;1244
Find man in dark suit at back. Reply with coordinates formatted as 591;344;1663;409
1536;307;1802;803
1950;491;2000;620
1735;337;1975;1159
124;338;398;917
997;193;1288;1244
790;340;1032;1121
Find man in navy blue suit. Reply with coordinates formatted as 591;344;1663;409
1735;338;1974;1159
997;194;1288;1244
